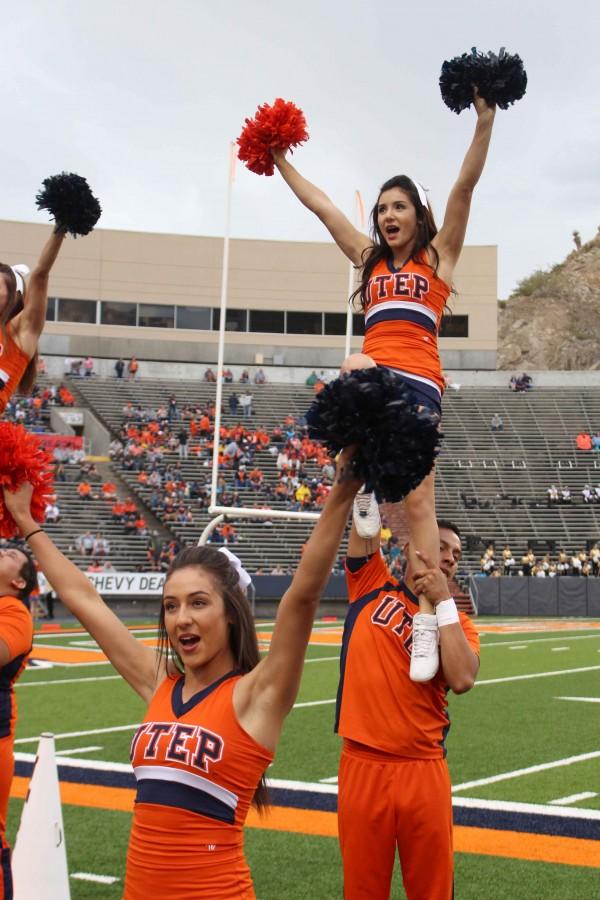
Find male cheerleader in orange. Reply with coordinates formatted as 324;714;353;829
4;452;361;900
0;547;36;899
335;517;479;899
272;89;495;681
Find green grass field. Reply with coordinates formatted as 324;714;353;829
7;617;600;898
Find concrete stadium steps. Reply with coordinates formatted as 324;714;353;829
68;378;600;574
45;473;152;570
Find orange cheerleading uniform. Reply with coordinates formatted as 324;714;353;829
361;252;450;396
0;594;33;900
336;552;479;900
126;671;273;900
0;327;30;417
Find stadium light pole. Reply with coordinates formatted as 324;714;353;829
210;142;236;513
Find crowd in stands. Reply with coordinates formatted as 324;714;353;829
546;484;600;504
3;381;76;429
203;367;268;385
575;431;600;452
509;373;533;392
479;543;600;577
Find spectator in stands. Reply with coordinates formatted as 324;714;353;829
582;484;595;503
591;544;600;576
87;559;104;573
222;368;233;383
556;550;570;576
77;480;93;501
135;515;148;536
114;358;125;379
93;534;110;557
37;356;47;375
102;482;117;500
239;392;253;418
592;433;600;453
83;356;95;377
380;519;392;544
203;367;217;383
561;486;572;504
490;413;503;432
228;392;239;415
305;371;318;386
502;545;515;575
44;501;60;523
76;531;95;555
254;369;267;385
575;431;593;451
128;357;139;380
239;369;250;383
177;427;189;458
547;484;559;505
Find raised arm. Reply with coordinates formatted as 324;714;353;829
273;150;371;266
234;452;360;748
433;92;496;279
4;482;163;702
11;230;66;358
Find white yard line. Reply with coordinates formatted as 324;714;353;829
71;873;119;885
293;698;337;709
56;746;103;757
480;634;600;648
452;750;600;793
548;792;598;806
14;723;140;746
17;675;120;688
476;664;600;686
551;647;570;652
508;646;528;650
453;796;600;820
304;656;339;664
557;696;600;704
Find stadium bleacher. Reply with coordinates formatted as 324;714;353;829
62;375;600;577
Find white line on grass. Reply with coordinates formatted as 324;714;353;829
508;645;528;650
71;873;119;885
293;698;336;709
17;675;120;688
476;664;600;685
14;751;133;773
548;792;598;806
56;746;103;757
557;696;600;704
452;796;600;820
452;750;600;793
480;634;600;648
304;656;339;664
14;723;140;745
551;647;570;652
319;776;339;784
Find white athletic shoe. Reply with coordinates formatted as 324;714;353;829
410;613;439;682
352;488;381;539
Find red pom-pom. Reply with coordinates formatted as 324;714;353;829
0;423;55;538
237;98;309;176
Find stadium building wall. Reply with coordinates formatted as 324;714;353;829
1;220;497;369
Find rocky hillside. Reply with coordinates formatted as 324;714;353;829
498;231;600;370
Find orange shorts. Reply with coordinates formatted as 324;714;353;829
338;741;453;900
0;738;14;899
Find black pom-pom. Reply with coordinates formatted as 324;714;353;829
440;47;527;114
36;172;102;237
306;368;442;503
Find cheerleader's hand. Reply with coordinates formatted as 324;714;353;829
271;148;288;166
473;87;496;119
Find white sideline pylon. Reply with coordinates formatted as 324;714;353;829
12;733;70;899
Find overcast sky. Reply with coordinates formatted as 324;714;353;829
4;0;598;298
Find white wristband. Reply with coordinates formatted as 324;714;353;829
436;598;459;627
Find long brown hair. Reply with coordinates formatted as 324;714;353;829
157;545;269;809
350;175;440;312
0;264;38;395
